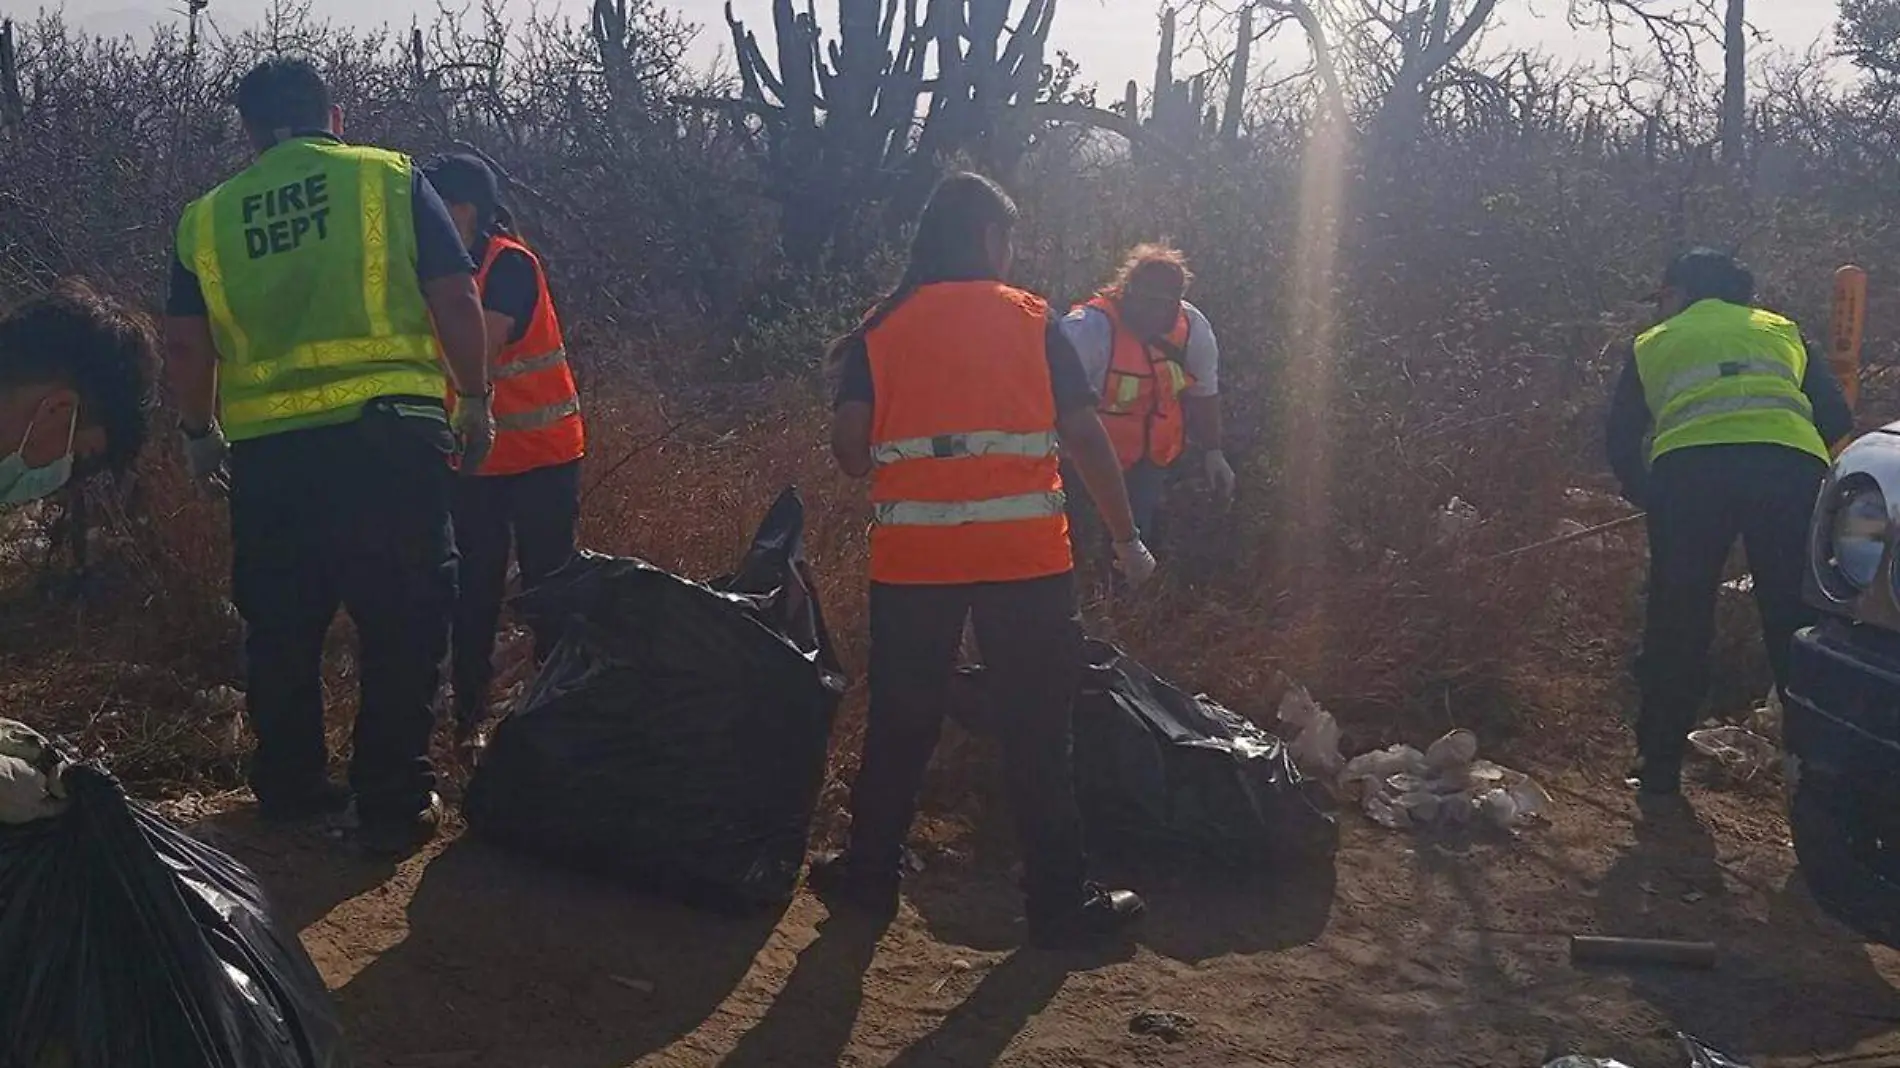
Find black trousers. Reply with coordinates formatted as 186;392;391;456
1637;443;1827;766
849;572;1088;918
230;402;458;825
449;459;582;720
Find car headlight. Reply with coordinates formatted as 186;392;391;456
1831;483;1889;589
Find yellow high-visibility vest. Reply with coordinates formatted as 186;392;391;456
176;138;444;442
1635;298;1829;464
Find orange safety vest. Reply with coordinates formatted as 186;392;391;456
1086;295;1194;470
866;282;1073;586
471;233;584;476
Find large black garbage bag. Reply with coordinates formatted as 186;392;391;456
465;487;846;911
0;765;349;1068
954;639;1337;865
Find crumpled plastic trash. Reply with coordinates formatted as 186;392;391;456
1277;683;1343;779
1679;1032;1752;1067
1688;725;1778;779
1541;1033;1751;1068
1340;730;1548;832
1434;496;1482;546
0;719;68;825
1745;687;1781;739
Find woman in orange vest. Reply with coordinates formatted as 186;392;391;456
422;155;585;743
817;172;1157;949
1062;244;1233;541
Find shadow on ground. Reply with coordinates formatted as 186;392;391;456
337;838;779;1068
183;806;397;932
898;848;1337;966
1592;795;1900;1058
190;810;784;1068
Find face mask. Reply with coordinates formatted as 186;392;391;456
0;406;78;508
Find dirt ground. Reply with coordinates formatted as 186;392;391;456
173;761;1900;1068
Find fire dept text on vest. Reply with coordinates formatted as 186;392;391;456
240;174;332;260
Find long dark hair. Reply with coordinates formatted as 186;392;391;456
827;172;1018;368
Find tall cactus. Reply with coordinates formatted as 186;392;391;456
698;0;1057;264
1220;3;1252;143
0;20;24;135
1132;6;1252;149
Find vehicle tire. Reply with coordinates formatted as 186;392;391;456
1789;771;1900;949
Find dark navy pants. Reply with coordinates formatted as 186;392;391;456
229;400;457;825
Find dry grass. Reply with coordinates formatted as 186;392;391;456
0;367;1680;839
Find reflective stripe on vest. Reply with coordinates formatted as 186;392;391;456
221;368;447;426
872;430;1058;466
874;492;1067;528
181;140;442;442
222;335;441;387
469;233;584;475
1105;372;1142;414
863;281;1073;585
1101;358;1188;416
495;395;582;433
494;347;570;380
1655;392;1814;437
1659;357;1799;400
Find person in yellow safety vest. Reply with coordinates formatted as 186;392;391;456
0;281;152;512
162;58;494;856
1605;248;1853;798
1061;243;1233;544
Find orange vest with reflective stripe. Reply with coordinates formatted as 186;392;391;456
1086;295;1194;470
866;282;1073;586
472;234;584;476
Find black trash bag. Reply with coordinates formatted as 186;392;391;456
953;639;1337;865
0;764;349;1068
465;487;846;912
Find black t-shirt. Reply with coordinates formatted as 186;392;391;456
833;298;1098;416
166;141;474;318
475;239;540;345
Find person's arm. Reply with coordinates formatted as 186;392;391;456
1047;316;1138;541
411;171;488;396
161;253;219;433
1060;408;1139;543
1183;395;1224;449
1180;304;1224;449
830;334;874;478
1603;340;1651;506
480;248;540;357
426;275;489;398
1059;306;1113;395
1801;338;1855;448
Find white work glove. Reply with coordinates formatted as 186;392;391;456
1204;449;1237;508
180;421;232;496
452;388;497;474
1113;536;1158;590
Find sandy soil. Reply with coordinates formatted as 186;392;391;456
176;761;1900;1068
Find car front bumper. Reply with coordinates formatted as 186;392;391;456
1784;621;1900;944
